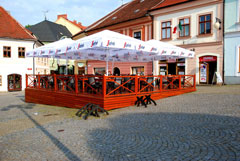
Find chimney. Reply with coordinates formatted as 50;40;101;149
78;22;82;26
57;14;67;19
73;20;77;23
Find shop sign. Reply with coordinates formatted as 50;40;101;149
200;64;207;83
167;58;176;63
177;63;185;66
159;64;167;67
199;56;217;62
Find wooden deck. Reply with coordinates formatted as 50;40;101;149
25;74;196;110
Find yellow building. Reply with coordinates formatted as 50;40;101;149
55;14;86;35
56;14;87;74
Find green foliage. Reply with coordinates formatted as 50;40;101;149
25;24;31;28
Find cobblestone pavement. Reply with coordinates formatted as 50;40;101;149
0;85;240;161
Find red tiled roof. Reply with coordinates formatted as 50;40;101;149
57;14;87;30
72;0;192;38
151;0;190;10
0;6;36;40
69;19;87;30
85;0;163;32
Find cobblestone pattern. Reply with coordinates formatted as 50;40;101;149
0;85;240;161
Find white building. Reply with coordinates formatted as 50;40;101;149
0;6;38;92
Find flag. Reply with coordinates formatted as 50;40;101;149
173;22;183;34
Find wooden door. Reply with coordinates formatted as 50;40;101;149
8;74;22;91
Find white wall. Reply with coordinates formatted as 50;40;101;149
0;38;35;91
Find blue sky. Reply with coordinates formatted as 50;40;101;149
1;0;132;27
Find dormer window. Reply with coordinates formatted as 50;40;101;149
134;31;141;40
112;17;117;20
134;9;140;13
140;0;144;2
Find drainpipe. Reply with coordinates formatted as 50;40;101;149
148;13;155;75
222;0;225;84
33;41;36;75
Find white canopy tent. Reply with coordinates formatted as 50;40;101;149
60;30;155;75
68;30;154;62
26;38;75;58
145;39;194;60
26;30;194;75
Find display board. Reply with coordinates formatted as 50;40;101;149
200;64;207;83
212;72;223;85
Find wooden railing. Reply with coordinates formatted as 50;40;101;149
26;74;196;97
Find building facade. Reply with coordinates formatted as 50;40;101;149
28;20;73;75
72;0;163;75
150;0;223;84
55;14;87;74
224;0;240;84
55;14;86;35
0;6;37;91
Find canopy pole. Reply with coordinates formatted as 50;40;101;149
66;58;68;75
106;48;109;76
112;58;115;75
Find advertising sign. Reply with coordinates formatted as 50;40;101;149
200;64;207;83
199;56;217;62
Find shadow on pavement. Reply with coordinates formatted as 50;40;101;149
86;112;240;160
16;95;25;102
1;103;81;161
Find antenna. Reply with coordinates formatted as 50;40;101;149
43;10;49;20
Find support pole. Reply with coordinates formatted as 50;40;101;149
160;75;162;91
26;74;28;88
106;48;109;76
54;74;57;91
194;74;196;88
103;75;106;97
38;75;40;89
75;74;78;94
179;75;181;89
135;75;138;94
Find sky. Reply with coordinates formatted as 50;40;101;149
1;0;132;27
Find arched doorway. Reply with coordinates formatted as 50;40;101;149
8;74;22;91
113;67;120;76
199;56;217;84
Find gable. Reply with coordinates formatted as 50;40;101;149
0;6;36;40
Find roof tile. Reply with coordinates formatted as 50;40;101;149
0;6;36;40
151;0;190;10
86;0;162;32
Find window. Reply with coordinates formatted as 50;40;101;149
0;75;2;86
132;66;144;75
18;47;25;58
199;14;211;35
134;31;141;40
179;18;190;37
161;21;171;39
94;67;105;75
3;46;11;58
239;47;240;73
